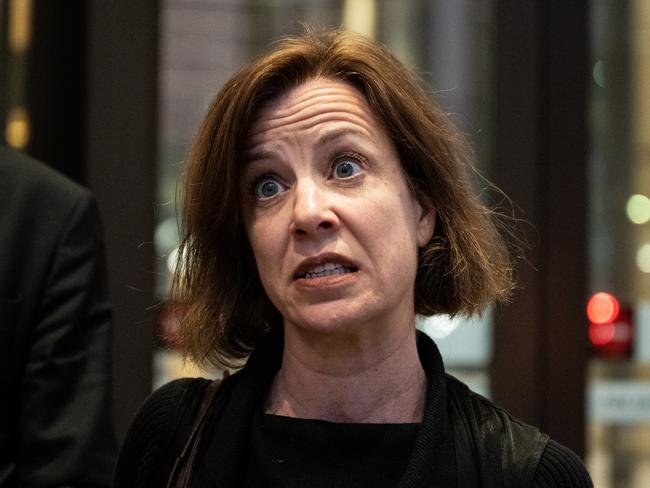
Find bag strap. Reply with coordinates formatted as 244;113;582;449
166;375;226;487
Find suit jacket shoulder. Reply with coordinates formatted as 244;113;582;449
0;146;90;214
0;147;96;306
0;146;88;193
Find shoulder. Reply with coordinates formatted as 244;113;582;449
447;374;547;446
446;375;547;485
114;378;213;487
533;440;593;487
446;375;592;487
0;146;89;207
0;147;95;247
131;377;213;427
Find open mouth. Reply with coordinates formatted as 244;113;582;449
293;255;359;281
302;262;356;279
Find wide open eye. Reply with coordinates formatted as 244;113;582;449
331;156;363;179
254;176;286;200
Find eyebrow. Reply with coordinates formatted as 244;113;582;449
314;126;375;147
244;149;277;166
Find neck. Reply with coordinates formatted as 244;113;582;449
265;324;426;423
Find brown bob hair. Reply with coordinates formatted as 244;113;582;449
173;27;514;368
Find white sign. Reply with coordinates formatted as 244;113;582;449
588;380;650;424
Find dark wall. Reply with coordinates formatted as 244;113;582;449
491;0;589;456
85;0;158;439
25;2;86;182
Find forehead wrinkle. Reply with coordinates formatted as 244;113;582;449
264;83;366;118
249;82;372;135
251;96;364;135
247;113;376;152
245;79;387;165
270;89;367;118
314;126;377;146
249;100;376;140
243;118;378;170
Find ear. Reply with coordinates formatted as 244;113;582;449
416;206;436;247
412;188;435;247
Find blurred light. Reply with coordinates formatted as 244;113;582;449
589;322;615;346
416;312;487;340
342;0;376;39
626;194;650;224
636;243;650;273
587;292;620;324
5;106;30;149
154;217;179;254
9;0;32;54
166;247;179;275
417;314;461;339
592;60;605;87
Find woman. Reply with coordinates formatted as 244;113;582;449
115;28;592;487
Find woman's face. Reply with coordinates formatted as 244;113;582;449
241;78;434;338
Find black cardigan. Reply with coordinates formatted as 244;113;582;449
115;332;592;487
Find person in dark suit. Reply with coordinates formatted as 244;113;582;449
0;146;117;486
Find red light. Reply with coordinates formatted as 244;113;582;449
589;322;615;346
586;292;620;324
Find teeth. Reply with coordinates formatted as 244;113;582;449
304;262;352;279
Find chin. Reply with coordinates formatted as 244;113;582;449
287;313;355;335
282;302;384;338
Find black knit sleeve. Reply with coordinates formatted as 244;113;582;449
532;440;593;487
113;377;211;488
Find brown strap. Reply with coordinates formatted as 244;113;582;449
166;375;225;487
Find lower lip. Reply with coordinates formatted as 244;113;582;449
293;270;358;288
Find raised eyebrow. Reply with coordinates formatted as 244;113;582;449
243;149;278;167
315;127;375;147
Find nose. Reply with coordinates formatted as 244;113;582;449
289;179;340;238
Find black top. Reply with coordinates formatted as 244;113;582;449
243;411;588;488
115;331;592;487
244;412;420;487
